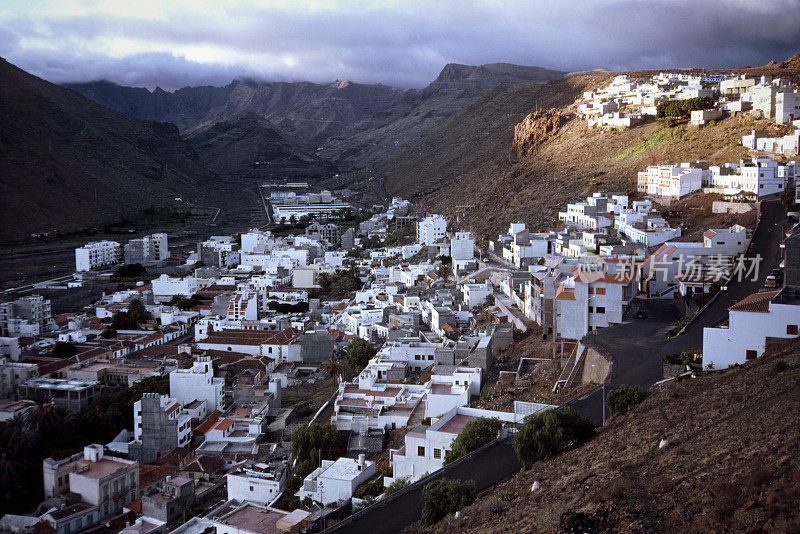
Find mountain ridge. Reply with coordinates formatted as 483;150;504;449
0;57;218;241
64;63;567;170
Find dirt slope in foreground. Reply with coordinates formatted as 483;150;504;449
420;337;800;533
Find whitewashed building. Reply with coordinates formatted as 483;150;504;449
703;288;800;369
75;241;121;272
296;455;376;505
169;356;224;412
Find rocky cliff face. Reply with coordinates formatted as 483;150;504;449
512;109;570;158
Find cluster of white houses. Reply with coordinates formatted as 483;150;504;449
579;72;800;131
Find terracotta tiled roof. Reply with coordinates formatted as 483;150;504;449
182;455;224;475
194;411;221;434
729;290;780;313
152;447;193;467
704;229;717;239
139;463;176;488
555;283;575;301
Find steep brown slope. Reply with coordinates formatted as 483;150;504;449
380;70;763;240
0;58;217;241
420;337;800;533
184;111;337;178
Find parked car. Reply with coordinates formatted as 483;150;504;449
635;309;648;319
764;275;777;288
771;269;784;285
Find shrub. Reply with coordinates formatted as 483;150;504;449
421;479;476;525
384;477;411;496
773;360;788;373
656;96;715;119
606;385;648;416
444;418;502;464
346;338;377;371
291;423;344;466
513;408;595;469
484;497;510;515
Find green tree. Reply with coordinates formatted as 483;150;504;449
444;418;502;464
346;338;376;371
291;423;344;466
513;408;595;469
606;385;648;416
168;294;201;311
421;479;476;525
383;476;411;496
111;298;151;330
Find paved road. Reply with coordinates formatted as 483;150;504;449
575;199;787;422
330;438;521;533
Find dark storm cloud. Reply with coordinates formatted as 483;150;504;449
1;0;798;90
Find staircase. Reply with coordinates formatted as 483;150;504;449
553;342;586;392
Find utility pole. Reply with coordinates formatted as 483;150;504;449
602;382;606;426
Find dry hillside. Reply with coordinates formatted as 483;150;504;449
380;56;800;240
417;337;800;533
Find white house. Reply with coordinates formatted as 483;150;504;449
450;231;475;271
295;455;376;505
702;288;800;369
417;215;447;245
462;282;492;309
385;406;542;486
637;164;705;198
151;275;199;302
226;460;288;506
169;356;224;412
555;268;637;340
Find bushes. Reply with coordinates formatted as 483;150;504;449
656;96;715;119
773;360;788;373
606;385;648;416
384;476;410;496
483;489;517;515
421;479;476;525
346;337;377;371
444;418;502;464
291;423;344;466
513;408;595;469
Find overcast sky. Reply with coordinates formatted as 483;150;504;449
1;0;799;90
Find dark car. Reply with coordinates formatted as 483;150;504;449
771;269;784;285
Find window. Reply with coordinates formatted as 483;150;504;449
418;446;425;457
787;324;798;335
596;287;606;295
433;448;442;459
596;306;606;314
588;306;594;313
746;350;758;360
588;287;594;294
250;486;254;492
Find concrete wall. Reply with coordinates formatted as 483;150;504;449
712;201;754;214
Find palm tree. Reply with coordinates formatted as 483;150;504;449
321;356;347;387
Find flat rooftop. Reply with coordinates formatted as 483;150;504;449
437;413;477;435
221;505;288;534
